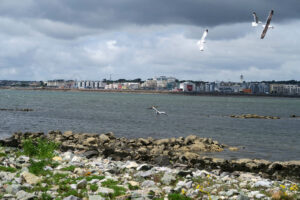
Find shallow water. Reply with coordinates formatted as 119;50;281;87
0;89;299;161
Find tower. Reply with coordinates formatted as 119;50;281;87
240;74;244;83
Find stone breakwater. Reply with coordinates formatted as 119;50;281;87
1;131;300;182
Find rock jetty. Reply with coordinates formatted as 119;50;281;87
230;114;280;119
0;132;299;199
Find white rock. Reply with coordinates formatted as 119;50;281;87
21;172;41;185
254;180;272;188
97;187;114;194
16;190;36;200
124;161;139;169
141;180;155;188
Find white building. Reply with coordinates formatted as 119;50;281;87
179;82;196;92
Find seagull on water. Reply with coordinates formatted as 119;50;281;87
151;106;167;115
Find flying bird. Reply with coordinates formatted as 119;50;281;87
197;29;208;51
151;106;167;115
251;12;262;27
261;10;274;39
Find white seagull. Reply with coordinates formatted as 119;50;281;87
260;10;274;39
251;12;262;27
151;106;167;115
252;10;274;39
197;29;208;51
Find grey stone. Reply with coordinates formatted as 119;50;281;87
82;150;99;159
96;187;114;194
88;195;105;200
226;189;239;197
141;180;156;188
5;184;21;195
16;190;36;200
153;155;170;166
63;195;82;200
136;164;153;171
76;179;87;189
161;173;176;185
254;180;271;188
135;170;153;178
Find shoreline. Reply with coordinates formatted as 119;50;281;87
1;87;300;98
0;131;299;199
1;131;300;181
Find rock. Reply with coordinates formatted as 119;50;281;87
85;137;97;145
124;161;139;169
153;155;170;166
254;180;272;188
99;134;110;143
62;151;73;161
155;139;169;145
16;156;30;163
71;155;82;162
135;170;153;178
76;179;87;189
97;187;114;194
229;147;239;151
5;184;21;194
63;195;82;200
161;172;176;185
82;150;99;159
52;156;63;162
189;143;206;151
63;131;73;138
136;164;153;171
88;195;105;200
184;135;197;145
21;172;41;185
16;190;36;200
141;180;156;188
226;189;239;197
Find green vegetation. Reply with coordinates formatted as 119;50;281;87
22;138;59;159
61;165;76;172
28;160;49;175
0;152;6;157
89;184;98;192
0;165;17;173
168;193;192;200
128;183;139;190
101;179;126;199
41;193;52;200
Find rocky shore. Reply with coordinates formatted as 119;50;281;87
0;131;299;199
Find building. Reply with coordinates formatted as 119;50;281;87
179;82;196;92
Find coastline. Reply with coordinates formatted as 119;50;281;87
0;131;299;199
1;87;300;98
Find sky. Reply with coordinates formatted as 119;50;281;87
0;0;300;82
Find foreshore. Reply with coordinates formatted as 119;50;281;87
0;131;299;199
1;87;300;98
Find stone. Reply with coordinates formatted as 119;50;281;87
189;143;206;151
125;161;139;169
63;195;81;200
226;189;239;197
71;156;82;162
52;156;63;161
5;184;21;194
82;150;99;159
99;134;110;143
184;135;197;145
229;147;239;151
97;187;114;194
254;180;272;188
161;172;176;185
16;190;36;200
63;131;73;138
136;164;153;171
88;195;105;200
77;179;87;189
62;152;74;161
21;172;41;185
85;137;97;144
153;155;170;166
141;180;156;188
135;170;153;178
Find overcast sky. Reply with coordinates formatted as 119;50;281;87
0;0;300;81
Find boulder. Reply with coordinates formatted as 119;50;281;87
21;172;41;185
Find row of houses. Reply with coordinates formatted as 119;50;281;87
44;77;300;96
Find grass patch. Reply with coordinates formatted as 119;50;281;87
41;193;52;200
22;138;59;159
61;165;76;172
168;193;192;200
128;183;139;190
101;179;126;198
28;160;50;175
0;165;17;173
90;184;98;192
0;152;6;157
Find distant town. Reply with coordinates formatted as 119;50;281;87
1;75;300;96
